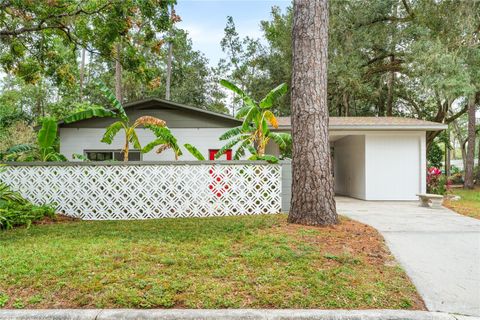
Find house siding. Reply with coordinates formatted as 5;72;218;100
59;127;243;161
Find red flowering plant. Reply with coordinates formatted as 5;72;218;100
427;167;449;195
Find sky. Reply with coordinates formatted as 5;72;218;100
176;0;290;66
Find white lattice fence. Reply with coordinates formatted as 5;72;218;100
0;163;281;220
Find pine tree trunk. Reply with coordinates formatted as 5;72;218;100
386;56;395;116
165;40;173;100
79;48;86;101
288;0;338;226
464;95;476;189
115;41;122;102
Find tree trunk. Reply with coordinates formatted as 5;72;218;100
343;92;349;116
477;135;480;171
79;48;86;101
386;55;395;116
445;127;451;177
123;132;129;162
165;40;173;100
464;95;476;189
115;41;122;102
288;0;338;226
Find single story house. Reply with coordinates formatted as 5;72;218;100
59;98;447;201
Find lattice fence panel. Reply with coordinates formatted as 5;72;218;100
0;164;281;220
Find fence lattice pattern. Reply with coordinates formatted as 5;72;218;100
1;163;282;220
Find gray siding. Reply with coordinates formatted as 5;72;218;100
61;102;241;129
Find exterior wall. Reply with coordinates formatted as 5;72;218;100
365;132;425;200
333;135;366;199
59;128;243;161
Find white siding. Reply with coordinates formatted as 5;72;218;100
334;135;366;199
59;128;243;161
365;132;425;200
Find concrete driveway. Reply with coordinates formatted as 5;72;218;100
336;197;480;317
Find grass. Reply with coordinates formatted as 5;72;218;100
444;187;480;219
0;214;423;309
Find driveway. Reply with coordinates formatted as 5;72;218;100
336;197;480;317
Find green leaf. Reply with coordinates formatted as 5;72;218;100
63;107;117;124
37;118;58;150
220;79;256;108
129;129;142;150
268;132;291;150
233;139;251;160
5;144;35;155
101;121;124;144
235;105;252;119
219;126;242;141
184;144;205;160
215;136;244;159
242;107;259;132
257;155;279;163
259;83;287;109
98;83;128;121
142;138;166;153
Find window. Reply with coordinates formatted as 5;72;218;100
85;150;142;162
209;149;232;160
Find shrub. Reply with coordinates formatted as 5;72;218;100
427;143;444;169
0;201;55;230
0;172;56;230
449;172;464;185
427;167;448;195
450;165;461;175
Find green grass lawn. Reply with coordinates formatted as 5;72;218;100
0;214;423;309
445;187;480;219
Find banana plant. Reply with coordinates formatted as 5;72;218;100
142;126;182;160
183;144;206;160
216;80;291;162
1;118;67;162
65;84;167;161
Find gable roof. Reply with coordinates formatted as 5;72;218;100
58;98;242;127
276;116;447;131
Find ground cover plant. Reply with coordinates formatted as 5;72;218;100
444;187;480;219
0;173;56;229
0;214;423;309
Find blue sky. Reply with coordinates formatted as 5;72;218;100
176;0;290;66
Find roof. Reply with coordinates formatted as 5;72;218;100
58;98;242;127
58;97;446;131
276;116;447;131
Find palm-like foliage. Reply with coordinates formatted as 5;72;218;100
142;126;182;160
183;144;206;160
77;85;167;161
216;80;291;162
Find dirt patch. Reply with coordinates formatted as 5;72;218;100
33;214;80;225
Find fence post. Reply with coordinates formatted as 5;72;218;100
280;160;292;213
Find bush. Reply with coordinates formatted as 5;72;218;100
450;165;461;175
449;172;464;185
427;143;444;169
427;167;448;195
0;202;55;230
0;179;56;230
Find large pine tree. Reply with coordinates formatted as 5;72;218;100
288;0;338;226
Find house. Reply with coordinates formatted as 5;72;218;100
59;98;447;201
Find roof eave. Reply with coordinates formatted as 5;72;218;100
274;125;447;131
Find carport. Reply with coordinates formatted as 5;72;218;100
274;117;447;204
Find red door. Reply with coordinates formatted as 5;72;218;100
209;149;232;160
